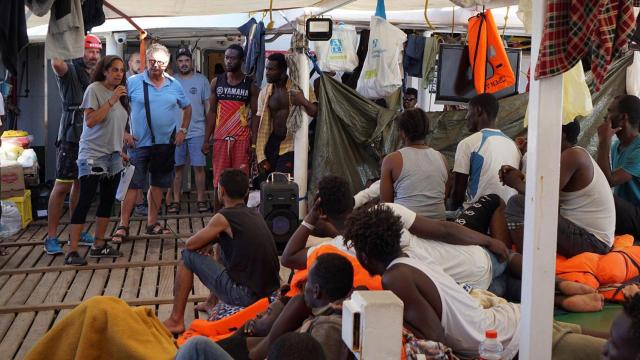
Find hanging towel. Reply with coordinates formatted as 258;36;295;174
238;18;266;86
82;0;106;32
421;37;440;89
0;0;29;76
41;0;85;60
403;34;426;78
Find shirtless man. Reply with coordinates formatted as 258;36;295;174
254;53;317;181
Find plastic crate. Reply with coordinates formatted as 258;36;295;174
6;190;32;228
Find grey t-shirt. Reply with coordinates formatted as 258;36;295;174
176;72;210;139
78;82;128;160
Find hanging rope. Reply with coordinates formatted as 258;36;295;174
502;6;510;38
451;6;455;34
423;0;436;31
266;0;275;30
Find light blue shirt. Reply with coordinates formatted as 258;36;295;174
611;136;640;206
128;71;190;147
175;72;211;139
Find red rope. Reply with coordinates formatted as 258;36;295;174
103;1;148;63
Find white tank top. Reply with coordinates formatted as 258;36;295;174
387;256;520;359
394;147;448;220
559;147;615;246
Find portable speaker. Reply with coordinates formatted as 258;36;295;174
260;173;299;253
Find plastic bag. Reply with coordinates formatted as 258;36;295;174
0;201;22;238
116;164;135;201
524;62;592;126
627;52;640;97
314;25;359;72
356;16;407;99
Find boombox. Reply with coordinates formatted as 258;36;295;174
260;173;299;253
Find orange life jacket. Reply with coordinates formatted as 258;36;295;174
555;235;640;301
467;10;515;94
286;244;383;298
176;297;270;346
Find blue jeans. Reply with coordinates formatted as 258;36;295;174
181;249;258;307
174;337;233;360
77;152;124;178
486;249;508;297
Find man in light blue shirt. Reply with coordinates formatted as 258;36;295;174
166;47;211;214
597;94;640;240
113;43;192;243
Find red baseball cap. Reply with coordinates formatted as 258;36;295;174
84;34;103;49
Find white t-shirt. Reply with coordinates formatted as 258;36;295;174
454;129;521;208
389;256;520;359
353;180;380;208
309;203;494;290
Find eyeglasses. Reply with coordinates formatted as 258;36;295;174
147;59;166;66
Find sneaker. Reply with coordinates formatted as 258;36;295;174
64;251;87;266
78;232;96;246
89;244;122;258
133;203;148;217
44;238;64;255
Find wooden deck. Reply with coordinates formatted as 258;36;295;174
0;193;220;359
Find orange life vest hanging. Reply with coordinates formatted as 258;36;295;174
467;10;515;94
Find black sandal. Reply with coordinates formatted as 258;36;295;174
166;202;181;214
197;201;209;213
146;223;173;235
111;225;129;244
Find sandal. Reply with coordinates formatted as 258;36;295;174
111;225;129;244
197;201;209;213
146;222;173;235
166;202;181;214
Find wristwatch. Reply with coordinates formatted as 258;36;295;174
179;127;188;134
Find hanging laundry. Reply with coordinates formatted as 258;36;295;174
356;16;407;99
313;24;359;73
0;0;29;76
535;0;635;91
467;9;515;94
82;0;106;33
27;0;86;60
421;37;439;89
403;34;426;78
238;18;266;86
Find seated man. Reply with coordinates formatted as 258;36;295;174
450;93;521;210
596;94;640;240
344;205;608;359
163;169;280;334
501;120;616;258
282;175;510;293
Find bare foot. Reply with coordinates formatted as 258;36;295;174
194;302;215;314
162;318;185;335
561;293;604;313
557;280;596;296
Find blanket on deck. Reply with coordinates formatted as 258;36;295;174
24;296;177;360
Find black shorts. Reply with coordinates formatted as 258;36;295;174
56;141;79;182
454;194;501;234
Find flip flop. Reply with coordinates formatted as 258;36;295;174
197;201;209;213
146;223;173;235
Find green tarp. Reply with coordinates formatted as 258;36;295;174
310;53;633;197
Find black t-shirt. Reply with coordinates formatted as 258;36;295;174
56;58;91;144
218;205;280;298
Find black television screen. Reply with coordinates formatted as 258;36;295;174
435;44;521;104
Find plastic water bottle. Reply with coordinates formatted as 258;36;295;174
479;329;503;360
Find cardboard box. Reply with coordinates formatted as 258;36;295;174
1;164;25;199
23;162;40;187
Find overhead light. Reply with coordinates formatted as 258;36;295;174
306;17;333;41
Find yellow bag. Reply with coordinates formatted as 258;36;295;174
524;62;592;126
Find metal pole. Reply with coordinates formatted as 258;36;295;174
519;0;563;358
294;19;310;218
